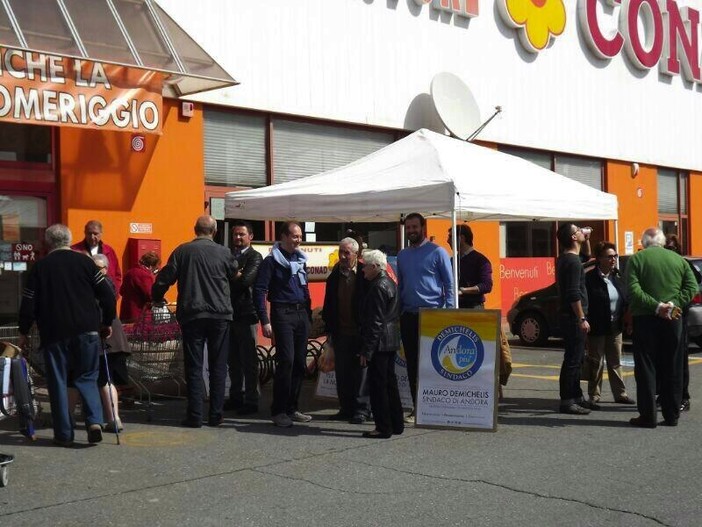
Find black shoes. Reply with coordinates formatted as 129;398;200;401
362;430;392;439
181;418;202;428
582;400;601;411
328;412;353;421
681;399;691;412
87;424;103;443
207;416;224;427
560;404;591;415
615;395;636;405
629;416;657;429
659;419;678;427
349;414;370;424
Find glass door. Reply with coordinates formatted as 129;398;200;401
0;195;48;325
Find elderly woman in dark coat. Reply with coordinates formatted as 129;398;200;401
358;250;404;439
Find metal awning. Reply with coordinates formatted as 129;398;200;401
0;0;237;97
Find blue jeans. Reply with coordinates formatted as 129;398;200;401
270;303;310;416
181;318;230;423
43;332;104;442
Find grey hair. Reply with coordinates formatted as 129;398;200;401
45;224;72;250
339;237;359;253
641;228;667;248
92;254;109;268
363;249;387;270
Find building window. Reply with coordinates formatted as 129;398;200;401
204;110;267;188
658;168;688;253
497;146;604;257
271;119;394;184
0;122;52;165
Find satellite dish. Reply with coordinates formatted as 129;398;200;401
431;72;481;141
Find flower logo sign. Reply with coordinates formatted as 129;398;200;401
498;0;566;54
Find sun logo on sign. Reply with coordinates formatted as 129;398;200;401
498;0;566;54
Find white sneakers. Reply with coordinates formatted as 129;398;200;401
271;412;313;427
289;411;312;423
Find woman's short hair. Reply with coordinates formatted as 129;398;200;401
363;249;387;270
45;224;72;250
594;241;616;258
139;251;160;268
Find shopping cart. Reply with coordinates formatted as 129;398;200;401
124;305;185;421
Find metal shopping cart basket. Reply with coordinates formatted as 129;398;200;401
124;305;185;421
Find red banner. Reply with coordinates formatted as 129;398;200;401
0;48;163;134
499;257;556;310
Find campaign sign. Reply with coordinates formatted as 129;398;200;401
416;309;500;431
393;345;414;410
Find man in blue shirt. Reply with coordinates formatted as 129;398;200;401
397;213;455;421
254;222;312;428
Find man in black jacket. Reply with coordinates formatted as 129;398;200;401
224;220;263;415
19;224;116;446
152;216;238;428
322;237;370;423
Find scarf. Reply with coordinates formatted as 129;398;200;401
272;242;308;285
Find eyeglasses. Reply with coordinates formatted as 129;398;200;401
602;254;618;259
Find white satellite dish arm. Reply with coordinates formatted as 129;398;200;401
467;106;503;142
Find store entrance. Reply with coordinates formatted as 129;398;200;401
0;195;48;325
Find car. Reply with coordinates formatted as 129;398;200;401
507;256;702;347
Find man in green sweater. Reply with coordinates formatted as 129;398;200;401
627;228;697;428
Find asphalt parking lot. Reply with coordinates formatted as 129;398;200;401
0;341;700;527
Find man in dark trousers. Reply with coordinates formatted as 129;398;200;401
254;221;312;428
627;228;697;428
322;236;370;423
71;219;122;295
152;215;238;428
448;224;493;309
556;223;591;415
19;224;116;447
224;220;263;415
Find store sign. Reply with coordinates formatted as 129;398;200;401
579;0;702;82
498;0;567;53
252;243;339;282
499;257;555;312
0;48;163;134
413;0;479;18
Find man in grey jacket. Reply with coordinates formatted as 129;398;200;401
153;216;238;428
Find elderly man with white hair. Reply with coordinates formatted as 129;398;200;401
321;236;370;423
627;227;697;428
18;224;116;446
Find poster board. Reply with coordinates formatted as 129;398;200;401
416;309;500;431
316;345;413;409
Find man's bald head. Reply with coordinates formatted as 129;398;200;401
194;215;217;237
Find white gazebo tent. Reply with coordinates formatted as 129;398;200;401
225;128;619;304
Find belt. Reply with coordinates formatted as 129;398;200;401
271;302;306;310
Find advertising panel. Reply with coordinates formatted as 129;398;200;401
0;48;163;134
416;309;499;431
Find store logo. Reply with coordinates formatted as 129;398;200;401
413;0;479;18
498;0;567;53
579;0;702;83
430;325;484;381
